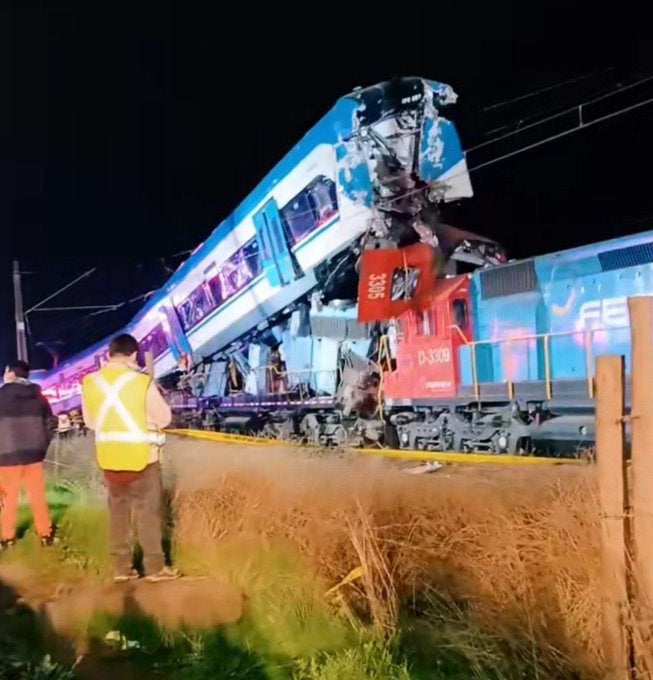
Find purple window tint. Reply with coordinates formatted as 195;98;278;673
207;273;223;310
243;240;261;277
309;178;338;226
175;240;261;331
190;284;214;318
219;247;255;299
141;324;168;358
176;284;214;331
281;192;315;245
177;300;194;331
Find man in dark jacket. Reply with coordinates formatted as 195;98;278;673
0;360;55;549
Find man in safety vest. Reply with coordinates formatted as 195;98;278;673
81;333;180;583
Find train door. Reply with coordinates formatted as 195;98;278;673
160;304;193;365
253;198;303;287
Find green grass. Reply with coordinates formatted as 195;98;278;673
5;479;111;583
1;477;588;679
83;541;372;679
293;639;412;680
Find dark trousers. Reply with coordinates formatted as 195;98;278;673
106;462;165;575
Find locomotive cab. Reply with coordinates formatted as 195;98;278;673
383;274;471;401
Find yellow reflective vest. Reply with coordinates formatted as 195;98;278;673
82;364;164;472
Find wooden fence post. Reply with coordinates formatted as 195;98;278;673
596;355;631;679
627;297;653;676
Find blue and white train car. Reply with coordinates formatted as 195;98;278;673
34;77;495;415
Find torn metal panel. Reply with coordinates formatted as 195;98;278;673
357;243;437;322
335;138;374;207
418;82;472;199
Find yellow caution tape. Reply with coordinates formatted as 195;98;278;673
356;447;586;466
165;428;278;447
166;429;586;466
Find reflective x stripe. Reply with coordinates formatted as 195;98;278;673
93;371;141;433
92;371;159;445
96;431;165;445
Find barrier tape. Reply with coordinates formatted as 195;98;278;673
166;428;586;466
165;428;278;447
356;447;585;466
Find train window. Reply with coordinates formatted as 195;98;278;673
308;177;337;225
141;324;168;358
279;176;338;247
175;240;261;332
242;239;261;277
207;272;224;310
220;244;254;299
190;285;213;321
390;267;420;302
281;192;315;245
178;300;194;331
452;299;468;329
415;310;431;336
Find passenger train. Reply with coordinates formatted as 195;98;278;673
29;76;647;455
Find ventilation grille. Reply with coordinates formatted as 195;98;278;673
598;241;653;272
481;260;538;300
310;315;370;340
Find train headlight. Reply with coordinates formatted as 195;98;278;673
401;431;409;444
498;435;508;451
579;425;588;437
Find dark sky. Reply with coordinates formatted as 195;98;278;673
1;2;651;368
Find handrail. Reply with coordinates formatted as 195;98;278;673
466;325;630;400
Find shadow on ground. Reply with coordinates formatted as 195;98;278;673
0;569;269;679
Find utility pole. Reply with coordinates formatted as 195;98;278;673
12;260;29;363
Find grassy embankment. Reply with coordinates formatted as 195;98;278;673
0;438;602;679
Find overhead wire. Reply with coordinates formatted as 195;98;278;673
467;73;653;153
481;70;607;112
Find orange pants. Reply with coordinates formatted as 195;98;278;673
0;462;51;541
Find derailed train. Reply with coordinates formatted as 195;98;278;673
31;77;646;456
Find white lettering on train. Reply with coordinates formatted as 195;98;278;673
367;273;387;300
578;296;629;329
417;347;451;365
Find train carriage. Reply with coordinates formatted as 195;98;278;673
34;77;498;424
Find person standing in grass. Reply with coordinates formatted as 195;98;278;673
81;333;180;583
0;360;56;550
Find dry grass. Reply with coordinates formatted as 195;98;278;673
167;440;603;677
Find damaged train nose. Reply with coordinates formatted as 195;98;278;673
334;78;505;322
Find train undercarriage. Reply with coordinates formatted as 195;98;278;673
170;388;598;459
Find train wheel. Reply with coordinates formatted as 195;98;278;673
383;423;400;450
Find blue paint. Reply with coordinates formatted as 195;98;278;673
419;117;466;182
335;139;373;207
253;198;300;287
460;228;653;388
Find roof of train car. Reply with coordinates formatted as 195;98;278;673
472;227;653;283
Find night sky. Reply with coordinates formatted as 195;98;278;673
1;2;651;368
